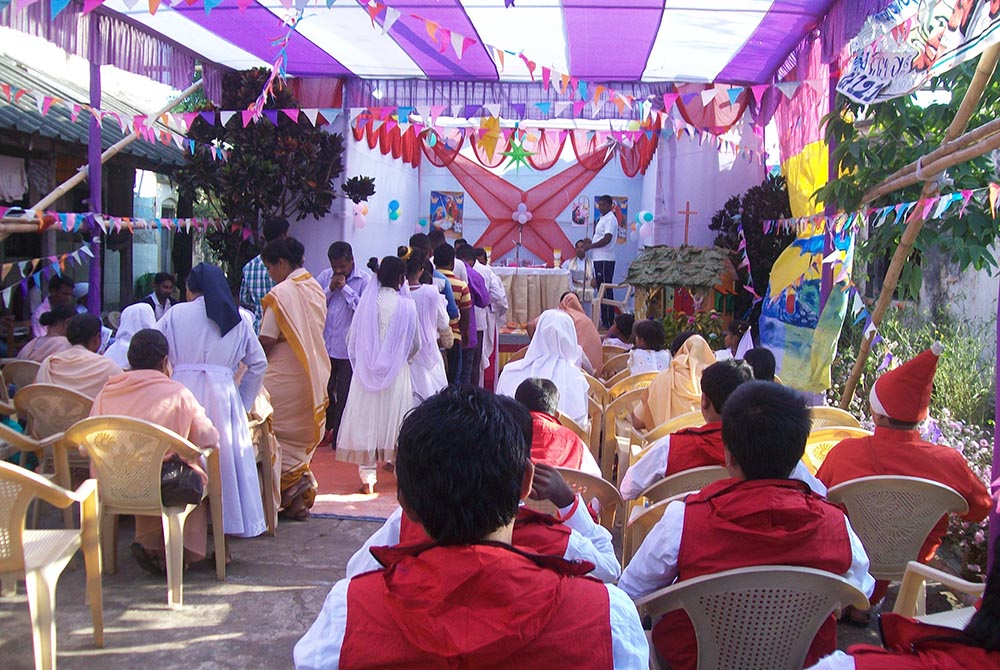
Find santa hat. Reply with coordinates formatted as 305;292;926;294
869;343;943;423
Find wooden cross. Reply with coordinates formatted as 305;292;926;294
678;201;698;245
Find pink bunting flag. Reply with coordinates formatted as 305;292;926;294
520;55;537;82
572;100;585;117
541;67;551;91
959;189;974;217
282;109;299;122
366;2;385;28
438;28;451;54
750;85;769;105
241;110;256;127
662;93;678;111
82;0;106;12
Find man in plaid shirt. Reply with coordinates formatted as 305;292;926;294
240;218;289;333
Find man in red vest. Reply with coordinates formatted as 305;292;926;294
294;386;648;670
807;538;1000;670
618;382;874;670
344;459;621;583
515;376;603;476
816;343;991;607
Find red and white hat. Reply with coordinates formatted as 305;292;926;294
869;343;943;423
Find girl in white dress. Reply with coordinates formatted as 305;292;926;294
156;263;268;539
404;254;448;402
336;256;419;493
628;319;672;375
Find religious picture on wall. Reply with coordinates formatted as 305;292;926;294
571;195;590;227
430;191;464;236
594;195;628;245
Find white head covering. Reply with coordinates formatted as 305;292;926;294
496;309;587;422
349;281;417;393
103;302;156;368
408;284;444;371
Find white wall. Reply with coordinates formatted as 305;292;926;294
926;253;999;357
651;126;765;248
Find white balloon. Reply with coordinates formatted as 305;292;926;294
638;221;653;242
517;203;527;213
525;212;533;221
517;213;528;224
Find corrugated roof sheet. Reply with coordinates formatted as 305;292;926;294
0;56;184;170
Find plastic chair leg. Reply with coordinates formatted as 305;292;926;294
162;511;186;609
25;565;61;670
1;577;16;596
83;537;104;648
100;514;117;574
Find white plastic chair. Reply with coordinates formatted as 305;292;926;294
826;476;968;582
65;416;226;609
638;466;730;504
0;462;103;670
801;427;872;474
893;560;985;627
623;493;688;567
592;283;633;329
3;359;40;391
636;565;870;670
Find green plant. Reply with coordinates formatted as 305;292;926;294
710;174;796;321
342;176;376;204
661;309;725;350
816;61;1000;299
174;68;347;291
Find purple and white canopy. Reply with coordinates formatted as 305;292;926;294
90;0;885;84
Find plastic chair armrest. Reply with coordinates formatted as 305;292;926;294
893;561;985;617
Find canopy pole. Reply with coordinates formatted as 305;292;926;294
30;79;204;213
86;15;102;316
838;43;1000;412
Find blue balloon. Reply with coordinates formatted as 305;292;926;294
389;200;400;210
389;211;400;221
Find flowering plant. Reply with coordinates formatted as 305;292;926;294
661;309;725;349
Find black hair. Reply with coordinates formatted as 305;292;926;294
39;304;78;327
328;241;353;261
965;538;1000;650
433;243;455;269
395;386;532;545
613;313;635;339
427;229;446;248
409;233;430;251
405;255;425;280
575;239;588;247
634;319;666;351
722;382;810;480
66;313;102;346
377;256;406;289
455;245;477;263
366;257;379;273
597;195;613;207
127;328;169;371
260;237;305;268
47;276;75;293
743;347;776;382
474;247;488;264
514;378;559;416
153;272;174;285
454;238;468;249
727;319;750;337
669;330;698;355
262;217;290;242
701;359;754;414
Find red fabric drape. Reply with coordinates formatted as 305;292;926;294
469;130;512;168
419;129;465;168
352;120;367;142
400;126;421;168
570;131;615;170
619;133;659;178
675;83;749;135
426;143;612;261
525;129;567;170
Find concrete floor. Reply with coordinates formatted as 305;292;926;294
0;511;964;670
0;515;380;670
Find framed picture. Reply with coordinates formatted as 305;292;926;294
571;195;590;227
594;195;629;244
430;191;464;236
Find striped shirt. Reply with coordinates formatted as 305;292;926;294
439;269;471;338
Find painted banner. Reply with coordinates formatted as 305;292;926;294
838;0;1000;104
760;220;856;393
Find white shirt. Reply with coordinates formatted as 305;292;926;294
592;212;618;262
806;652;857;670
619;433;829;501
628;349;672;375
295;556;648;670
346;496;621;583
617;497;875;600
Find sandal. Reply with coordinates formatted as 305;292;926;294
130;542;166;576
280;476;312;510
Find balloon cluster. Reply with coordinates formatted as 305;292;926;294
511;202;533;225
635;210;654;244
415;217;429;233
388;200;401;221
353;202;369;229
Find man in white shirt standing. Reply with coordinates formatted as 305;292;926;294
589;195;619;329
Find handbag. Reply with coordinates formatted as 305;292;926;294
160;454;204;507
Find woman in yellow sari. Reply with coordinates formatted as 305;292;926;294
259;237;331;521
633;333;716;430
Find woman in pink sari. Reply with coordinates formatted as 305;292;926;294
17;304;74;363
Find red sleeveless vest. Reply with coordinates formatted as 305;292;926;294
340;543;614;670
399;507;573;559
652;478;854;670
664;422;725;476
530;411;585;469
849;612;1000;669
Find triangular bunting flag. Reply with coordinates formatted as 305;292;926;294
241;110;256;127
220;110;236;126
726;87;743;105
483;103;501;118
282;108;299;122
554;101;571;117
382;6;401;34
776;82;801;99
750;84;769;104
263;110;279;126
319;109;340;125
429;105;446;127
534;101;551;117
700;88;717;106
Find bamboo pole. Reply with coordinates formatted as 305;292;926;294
30;80;204;212
839;43;1000;409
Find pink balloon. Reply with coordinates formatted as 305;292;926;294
354;213;367;229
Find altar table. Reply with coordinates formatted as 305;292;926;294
492;267;570;326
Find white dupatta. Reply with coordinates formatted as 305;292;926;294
348;283;417;393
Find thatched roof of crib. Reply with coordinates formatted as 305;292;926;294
625;245;734;288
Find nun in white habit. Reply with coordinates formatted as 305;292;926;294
495;309;588;424
156;263;268;539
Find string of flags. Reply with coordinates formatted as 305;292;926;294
0;207;226;235
760;185;999;236
0;241;95;309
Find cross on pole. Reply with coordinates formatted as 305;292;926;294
677;201;698;245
